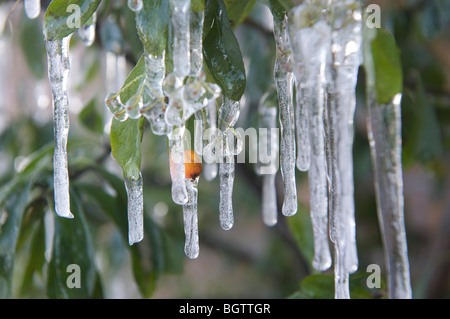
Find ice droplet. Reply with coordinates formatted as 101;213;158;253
127;0;143;12
24;0;40;19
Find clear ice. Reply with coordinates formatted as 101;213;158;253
24;0;40;19
328;0;362;289
288;2;332;272
125;174;144;245
273;14;297;217
257;91;279;227
45;35;74;219
218;97;240;230
168;126;188;205
183;177;200;259
366;92;412;299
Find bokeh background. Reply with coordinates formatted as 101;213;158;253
0;0;449;298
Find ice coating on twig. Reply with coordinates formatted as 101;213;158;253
366;92;412;299
46;35;73;219
288;2;332;272
294;83;310;171
273;14;297;217
125;174;144;245
24;0;40;19
218;97;240;230
183;177;200;259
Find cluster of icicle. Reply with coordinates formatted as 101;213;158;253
256;0;410;298
105;0;241;261
42;0;411;298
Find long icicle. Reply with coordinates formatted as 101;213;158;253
288;1;332;272
366;93;412;298
46;35;74;219
328;0;363;296
273;13;297;217
218;97;240;230
257;89;279;227
183;177;200;259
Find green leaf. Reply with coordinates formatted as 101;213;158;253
20;16;45;79
78;98;103;134
0;184;31;298
402;73;443;164
110;117;145;181
135;0;170;56
203;0;246;101
47;191;97;298
290;273;374;299
287;205;314;265
44;0;102;40
363;27;403;105
224;0;256;28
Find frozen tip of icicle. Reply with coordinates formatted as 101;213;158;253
128;0;143;12
125;176;144;246
203;163;218;181
24;0;41;19
77;24;96;47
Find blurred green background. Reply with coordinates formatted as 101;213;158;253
0;0;449;298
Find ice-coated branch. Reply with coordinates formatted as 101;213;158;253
366;92;412;299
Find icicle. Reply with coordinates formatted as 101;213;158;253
288;2;332;271
171;0;190;80
328;0;362;278
142;52;168;136
257;90;279;227
45;35;73;219
183;177;199;259
202;99;218;181
124;174;144;245
294;82;310;171
273;14;297;217
77;13;96;47
168;126;188;205
189;9;204;78
218;97;240;230
366;92;412;299
24;0;40;19
128;0;143;12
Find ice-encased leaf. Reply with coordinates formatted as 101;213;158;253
135;0;170;56
110;117;145;181
43;0;101;41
